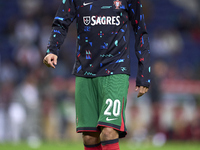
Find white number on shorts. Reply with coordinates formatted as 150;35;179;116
104;99;121;117
104;99;113;116
113;99;121;116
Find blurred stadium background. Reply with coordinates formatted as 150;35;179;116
0;0;200;149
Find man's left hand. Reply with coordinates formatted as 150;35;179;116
135;86;149;98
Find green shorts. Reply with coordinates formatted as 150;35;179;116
75;74;129;138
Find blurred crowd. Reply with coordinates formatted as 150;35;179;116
0;0;200;145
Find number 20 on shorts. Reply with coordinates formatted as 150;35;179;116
104;99;121;117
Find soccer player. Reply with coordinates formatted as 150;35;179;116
43;0;151;149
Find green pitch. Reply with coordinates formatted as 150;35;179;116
0;141;199;150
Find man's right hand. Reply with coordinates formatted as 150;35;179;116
43;53;58;69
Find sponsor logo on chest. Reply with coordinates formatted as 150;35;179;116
83;16;120;26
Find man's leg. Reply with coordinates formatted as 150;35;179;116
100;127;120;150
83;132;102;150
96;74;130;150
82;128;120;150
75;77;101;149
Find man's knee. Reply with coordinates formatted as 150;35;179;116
82;132;100;145
100;127;119;141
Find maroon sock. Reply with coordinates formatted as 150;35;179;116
101;139;120;150
84;143;102;150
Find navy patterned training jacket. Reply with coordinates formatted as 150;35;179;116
47;0;151;88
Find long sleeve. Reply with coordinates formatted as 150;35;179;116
46;0;76;56
128;0;151;88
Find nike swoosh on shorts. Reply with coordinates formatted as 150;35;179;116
106;117;118;121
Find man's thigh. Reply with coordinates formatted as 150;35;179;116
75;77;99;132
97;74;129;137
